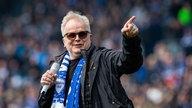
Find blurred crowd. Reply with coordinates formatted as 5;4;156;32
0;0;192;108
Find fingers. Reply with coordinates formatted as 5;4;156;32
40;70;57;86
121;23;138;36
126;16;136;25
121;16;138;37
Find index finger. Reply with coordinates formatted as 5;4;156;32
126;16;136;24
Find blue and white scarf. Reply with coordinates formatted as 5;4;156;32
51;52;84;108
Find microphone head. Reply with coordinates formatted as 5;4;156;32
50;62;60;73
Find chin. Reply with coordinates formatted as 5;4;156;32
73;48;81;52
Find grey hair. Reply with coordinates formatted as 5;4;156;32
61;11;91;37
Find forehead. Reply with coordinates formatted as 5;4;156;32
64;18;87;32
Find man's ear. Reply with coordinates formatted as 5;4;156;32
90;34;93;41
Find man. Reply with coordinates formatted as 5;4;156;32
38;11;143;108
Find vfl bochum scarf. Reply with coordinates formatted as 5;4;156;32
51;52;84;108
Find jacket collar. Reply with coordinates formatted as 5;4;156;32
80;43;95;61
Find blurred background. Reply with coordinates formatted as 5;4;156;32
0;0;192;108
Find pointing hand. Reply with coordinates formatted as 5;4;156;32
121;16;139;38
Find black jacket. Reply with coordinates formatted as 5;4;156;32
38;36;143;108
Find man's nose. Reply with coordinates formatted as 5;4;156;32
74;35;81;40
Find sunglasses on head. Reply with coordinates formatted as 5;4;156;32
64;31;90;41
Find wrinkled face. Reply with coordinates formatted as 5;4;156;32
62;18;92;60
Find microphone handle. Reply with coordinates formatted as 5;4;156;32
41;62;60;94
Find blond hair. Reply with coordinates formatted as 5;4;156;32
61;11;91;37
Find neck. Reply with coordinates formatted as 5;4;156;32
70;55;81;60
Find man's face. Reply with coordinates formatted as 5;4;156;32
62;18;92;60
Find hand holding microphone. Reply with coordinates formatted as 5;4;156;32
40;62;60;94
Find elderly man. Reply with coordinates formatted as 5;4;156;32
38;11;143;108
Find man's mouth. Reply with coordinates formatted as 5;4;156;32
73;44;83;48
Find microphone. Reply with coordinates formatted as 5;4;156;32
41;62;60;94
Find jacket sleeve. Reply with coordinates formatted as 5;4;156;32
38;85;55;108
121;36;143;73
102;35;143;77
